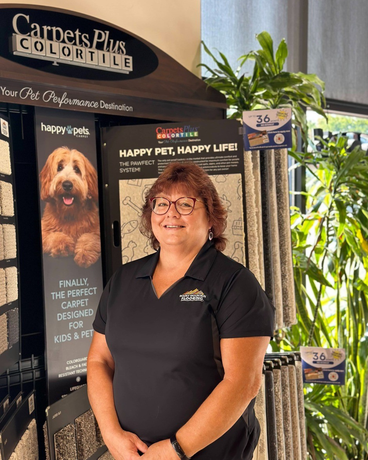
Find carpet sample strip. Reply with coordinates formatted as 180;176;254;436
0;181;14;217
274;149;296;326
0;140;11;175
8;418;38;460
272;366;286;460
54;424;78;460
43;422;51;460
3;224;17;260
0;225;4;260
254;373;268;459
281;362;294;460
0;268;6;306
5;266;18;303
265;366;278;460
260;150;283;328
243;150;262;283
0;312;8;354
251;150;265;288
288;362;302;460
7;308;19;347
295;359;308;460
95;417;105;448
75;409;98;460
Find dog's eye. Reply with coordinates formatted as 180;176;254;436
74;166;81;174
57;164;63;172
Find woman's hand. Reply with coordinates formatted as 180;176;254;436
103;427;148;460
140;439;178;459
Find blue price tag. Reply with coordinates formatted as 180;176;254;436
242;108;292;150
300;347;345;385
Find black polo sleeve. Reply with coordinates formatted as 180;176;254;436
216;267;275;338
92;277;112;334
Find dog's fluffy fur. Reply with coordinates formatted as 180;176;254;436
40;147;101;268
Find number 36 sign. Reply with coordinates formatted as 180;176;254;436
300;346;346;385
242;108;292;151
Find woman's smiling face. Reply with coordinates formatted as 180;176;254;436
151;186;210;252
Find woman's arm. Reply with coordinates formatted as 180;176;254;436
142;336;269;459
87;331;148;459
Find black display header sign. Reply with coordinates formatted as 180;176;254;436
35;107;103;405
102;119;247;277
0;7;158;81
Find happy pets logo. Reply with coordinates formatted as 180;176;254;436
40;122;90;138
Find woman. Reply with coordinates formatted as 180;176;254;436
87;162;275;460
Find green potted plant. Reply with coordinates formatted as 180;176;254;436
200;32;368;458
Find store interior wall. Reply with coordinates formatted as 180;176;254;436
201;0;368;106
0;0;201;76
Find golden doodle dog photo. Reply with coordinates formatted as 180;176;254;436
40;146;101;268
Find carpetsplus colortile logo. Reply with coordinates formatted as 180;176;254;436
156;125;199;140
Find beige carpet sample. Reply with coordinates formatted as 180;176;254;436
0;140;11;175
251;150;265;288
0;225;4;260
54;424;78;460
0;181;14;217
5;266;18;303
0;268;6;307
254;373;268;459
295;360;308;460
3;224;17;259
75;409;98;459
274;149;296;326
0;312;8;354
243;150;262;283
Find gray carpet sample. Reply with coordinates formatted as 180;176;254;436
281;363;294;460
75;409;98;460
260;150;283;328
272;367;286;460
265;368;278;460
288;363;302;460
54;424;78;460
274;149;296;326
295;360;308;459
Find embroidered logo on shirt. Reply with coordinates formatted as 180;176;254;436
179;288;206;302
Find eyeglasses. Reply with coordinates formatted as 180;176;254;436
150;196;204;215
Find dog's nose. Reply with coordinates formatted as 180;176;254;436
62;180;73;192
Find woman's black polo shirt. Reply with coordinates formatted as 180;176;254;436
93;241;275;460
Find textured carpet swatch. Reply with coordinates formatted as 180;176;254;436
54;424;78;460
260;151;283;328
295;360;307;460
251;150;265;289
95;417;105;448
43;422;51;460
0;312;8;354
0;181;14;217
288;364;302;460
265;369;278;460
8;418;38;460
274;149;297;326
7;308;19;347
272;368;286;460
75;409;98;460
254;373;268;459
243;150;261;283
0;225;4;260
3;224;17;259
281;364;294;459
5;266;18;303
0;268;6;306
0;140;11;175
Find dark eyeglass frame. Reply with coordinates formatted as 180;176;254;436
150;196;204;215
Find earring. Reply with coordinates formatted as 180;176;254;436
208;229;214;241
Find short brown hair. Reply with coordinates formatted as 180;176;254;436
140;162;227;251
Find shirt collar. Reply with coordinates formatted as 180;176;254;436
136;240;217;281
